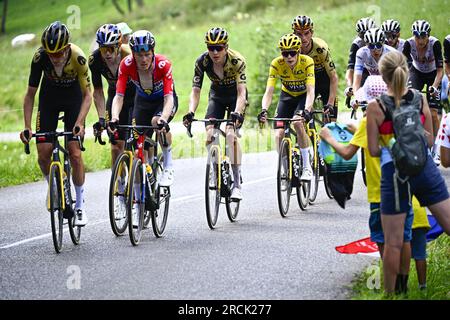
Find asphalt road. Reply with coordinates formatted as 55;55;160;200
0;151;378;300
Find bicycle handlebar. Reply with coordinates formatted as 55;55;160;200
23;130;85;154
185;118;237;138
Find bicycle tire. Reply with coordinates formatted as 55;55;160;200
49;164;64;253
308;139;320;204
205;146;220;229
322;161;334;199
127;158;145;246
296;151;310;210
109;152;131;236
277;140;291;217
151;157;170;237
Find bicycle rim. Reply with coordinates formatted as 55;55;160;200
49;164;63;253
308;149;320;204
152;185;170;237
277;140;291;217
205;147;220;229
109;153;130;236
128;159;144;246
323;164;334;199
225;192;240;222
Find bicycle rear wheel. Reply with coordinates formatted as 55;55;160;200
127;158;145;246
205;146;221;229
151;157;170;237
49;164;64;253
109;152;131;236
322;160;334;199
225;178;240;222
277;140;292;217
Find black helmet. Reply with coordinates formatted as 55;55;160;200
41;21;70;53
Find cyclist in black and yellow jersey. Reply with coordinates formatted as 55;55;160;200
183;27;247;201
19;21;92;226
291;15;338;121
89;24;135;169
258;33;315;181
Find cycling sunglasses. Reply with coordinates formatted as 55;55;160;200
413;31;429;38
368;42;383;50
281;50;298;58
99;45;118;54
207;45;226;52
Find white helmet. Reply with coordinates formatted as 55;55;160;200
356;17;376;33
364;27;385;44
411;20;431;36
96;24;122;46
381;19;401;33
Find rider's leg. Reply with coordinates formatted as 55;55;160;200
226;125;242;189
36;143;53;180
68;141;85;210
292;117;310;167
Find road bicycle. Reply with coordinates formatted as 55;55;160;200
109;124;170;245
186;119;241;229
267;117;311;216
24;128;84;253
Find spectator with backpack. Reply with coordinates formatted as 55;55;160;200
366;50;450;295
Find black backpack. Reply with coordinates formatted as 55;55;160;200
379;90;427;177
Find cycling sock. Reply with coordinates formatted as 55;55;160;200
232;164;241;189
301;147;310;168
163;146;173;169
74;184;84;210
44;175;49;183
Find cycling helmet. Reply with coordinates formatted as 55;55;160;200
411;20;431;35
364;28;385;44
291;15;314;31
205;27;228;45
278;33;302;51
129;30;155;52
355;17;376;33
381;19;401;33
41;21;70;53
96;24;122;46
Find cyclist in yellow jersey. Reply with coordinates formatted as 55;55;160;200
258;33;315;181
291;15;339;121
183;27;247;201
20;21;92;226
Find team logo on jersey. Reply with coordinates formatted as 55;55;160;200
158;60;168;69
88;55;94;66
77;56;87;66
124;56;132;66
231;59;238;65
193;76;201;83
316;48;323;54
240;74;246;81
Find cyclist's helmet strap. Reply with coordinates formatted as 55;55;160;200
41;21;70;53
205;27;229;45
381;19;401;33
412;20;431;35
356;17;376;33
364;28;385;44
96;24;122;46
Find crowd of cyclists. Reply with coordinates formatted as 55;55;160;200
18;13;450;296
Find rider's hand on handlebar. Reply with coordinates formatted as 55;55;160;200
183;112;195;127
231;111;244;127
298;109;312;123
257;109;268;123
428;86;440;98
20;128;32;144
157;118;170;133
93;117;106;135
344;86;353;97
108;119;119;133
73;124;84;137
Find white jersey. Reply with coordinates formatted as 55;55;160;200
436;112;450;149
354;45;396;75
394;38;406;53
403;36;442;73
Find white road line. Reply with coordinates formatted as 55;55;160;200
0;176;274;249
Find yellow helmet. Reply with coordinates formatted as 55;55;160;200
205;27;229;45
278;34;301;51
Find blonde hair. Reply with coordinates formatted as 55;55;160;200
379;51;409;107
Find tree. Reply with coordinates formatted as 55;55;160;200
1;0;8;34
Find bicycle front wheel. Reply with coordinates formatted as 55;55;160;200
277;140;292;217
151;157;170;237
49;164;64;253
109;152;131;236
127;158;145;246
205;146;221;229
308;142;320;204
